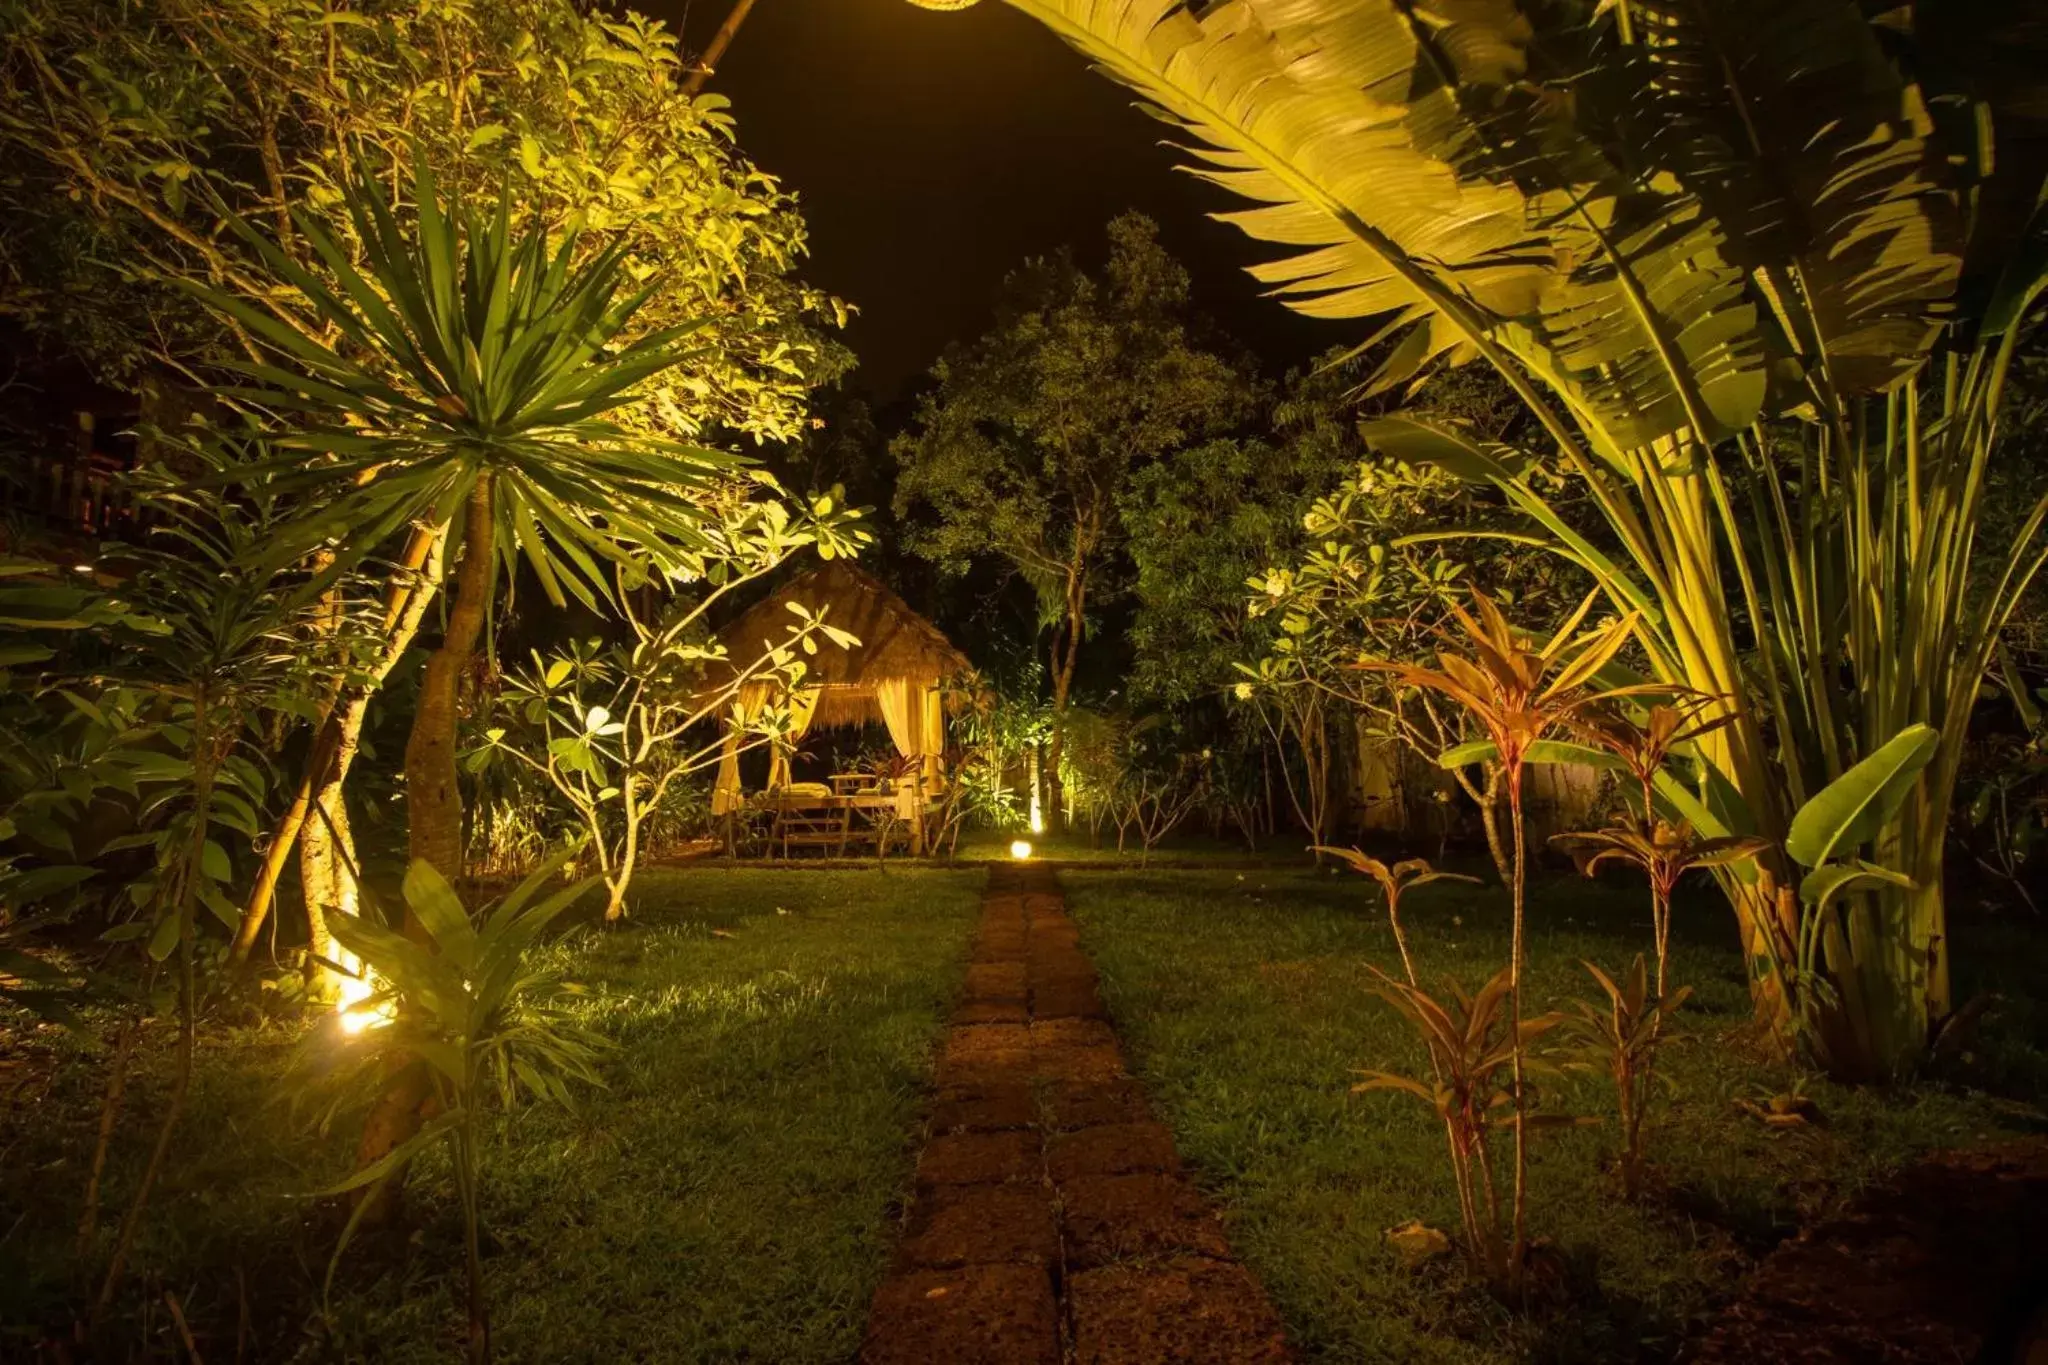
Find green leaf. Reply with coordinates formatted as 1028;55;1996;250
4;864;97;900
1799;862;1915;915
146;913;181;962
1361;417;1535;483
401;858;479;971
1437;739;1626;771
1785;725;1940;867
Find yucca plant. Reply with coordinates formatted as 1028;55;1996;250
1557;956;1692;1200
908;0;2048;1078
1356;589;1643;1289
186;150;739;886
185;151;747;1187
1357;965;1569;1291
302;853;608;1365
1314;846;1478;988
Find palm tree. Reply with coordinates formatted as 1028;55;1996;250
908;0;2048;1077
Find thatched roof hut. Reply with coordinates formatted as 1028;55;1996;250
709;563;976;814
708;561;974;725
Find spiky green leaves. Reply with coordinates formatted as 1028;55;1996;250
184;154;739;611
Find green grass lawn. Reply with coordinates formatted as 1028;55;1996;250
0;865;983;1363
1061;864;2048;1364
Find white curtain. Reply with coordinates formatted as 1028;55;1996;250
873;676;922;765
921;685;946;786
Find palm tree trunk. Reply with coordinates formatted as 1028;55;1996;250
301;782;358;992
231;526;442;966
355;478;490;1224
680;0;760;95
406;474;494;882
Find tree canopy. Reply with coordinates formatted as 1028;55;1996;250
0;0;845;442
892;213;1252;700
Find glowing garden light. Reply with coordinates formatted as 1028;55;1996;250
332;951;392;1035
1010;840;1033;860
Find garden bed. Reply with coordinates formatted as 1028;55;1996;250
1062;865;2048;1363
0;866;983;1362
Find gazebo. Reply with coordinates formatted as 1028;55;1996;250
707;562;976;854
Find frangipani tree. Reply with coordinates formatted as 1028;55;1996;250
479;511;863;923
906;0;2048;1077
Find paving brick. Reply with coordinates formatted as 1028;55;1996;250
1031;979;1107;1020
1030;922;1081;950
1030;1043;1125;1084
917;1129;1041;1187
1027;946;1096;985
1043;1079;1153;1132
964;962;1028;1003
862;1264;1061;1365
973;931;1029;962
953;998;1030;1026
947;1023;1032;1062
929;1083;1038;1134
1031;1017;1118;1053
1060;1173;1231;1269
898;1183;1061;1269
1068;1258;1291;1365
936;1050;1034;1088
1047;1122;1180;1183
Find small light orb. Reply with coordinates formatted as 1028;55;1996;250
334;960;392;1034
1009;839;1033;860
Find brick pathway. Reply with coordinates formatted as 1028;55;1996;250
860;862;1291;1365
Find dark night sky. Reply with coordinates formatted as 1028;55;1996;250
647;0;1339;400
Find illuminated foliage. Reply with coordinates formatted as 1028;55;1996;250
0;0;844;442
956;0;2048;1075
892;214;1253;827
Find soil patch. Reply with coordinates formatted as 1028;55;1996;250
1688;1137;2048;1364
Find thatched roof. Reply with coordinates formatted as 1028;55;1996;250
708;562;975;728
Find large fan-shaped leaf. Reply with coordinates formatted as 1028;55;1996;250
1620;0;1964;395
